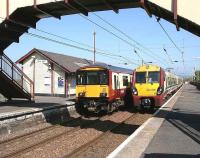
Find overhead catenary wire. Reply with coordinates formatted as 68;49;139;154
1;19;140;66
156;17;185;65
74;0;171;65
73;0;168;62
27;32;139;65
163;47;173;64
55;0;168;66
0;16;139;66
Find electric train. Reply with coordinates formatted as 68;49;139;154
132;64;183;109
75;63;132;114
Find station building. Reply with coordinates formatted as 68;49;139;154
16;48;92;97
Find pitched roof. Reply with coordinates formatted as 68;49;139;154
78;63;132;74
16;48;93;72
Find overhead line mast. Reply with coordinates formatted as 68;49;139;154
71;0;169;66
93;31;96;64
56;0;168;66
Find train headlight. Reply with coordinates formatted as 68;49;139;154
100;92;107;97
157;87;163;95
132;86;138;95
78;92;85;97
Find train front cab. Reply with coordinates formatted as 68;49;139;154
76;67;109;113
132;65;165;108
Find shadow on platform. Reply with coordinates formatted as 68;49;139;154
143;153;200;158
154;108;200;145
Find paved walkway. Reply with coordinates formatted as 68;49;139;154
0;96;75;118
143;84;200;158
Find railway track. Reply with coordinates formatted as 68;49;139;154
2;110;133;158
64;112;152;158
0;116;100;158
0;109;154;158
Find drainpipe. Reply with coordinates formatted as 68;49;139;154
32;56;36;94
51;63;54;96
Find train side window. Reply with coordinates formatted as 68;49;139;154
117;76;119;89
123;76;128;86
77;72;86;85
114;75;117;90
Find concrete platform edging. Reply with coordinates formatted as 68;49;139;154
107;86;183;158
0;104;76;136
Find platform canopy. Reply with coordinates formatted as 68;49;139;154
0;0;200;52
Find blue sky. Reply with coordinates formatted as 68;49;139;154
4;8;200;76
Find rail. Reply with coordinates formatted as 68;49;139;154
0;53;34;100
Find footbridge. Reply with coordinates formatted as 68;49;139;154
0;0;200;52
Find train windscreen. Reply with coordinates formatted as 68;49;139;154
77;71;108;85
148;71;160;83
136;72;146;83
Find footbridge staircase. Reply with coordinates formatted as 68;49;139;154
0;53;34;100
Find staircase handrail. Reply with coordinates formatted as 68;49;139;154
0;53;34;100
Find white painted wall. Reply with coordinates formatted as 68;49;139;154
23;53;52;94
23;53;76;95
22;52;76;96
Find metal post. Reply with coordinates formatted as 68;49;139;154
6;0;9;19
93;31;96;64
34;0;37;7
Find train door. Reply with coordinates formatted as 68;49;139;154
113;73;120;98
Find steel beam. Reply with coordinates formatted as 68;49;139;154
8;16;38;29
141;0;152;17
102;0;119;14
64;0;88;16
33;5;61;19
3;21;28;33
0;31;19;43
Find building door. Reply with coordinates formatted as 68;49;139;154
65;73;68;98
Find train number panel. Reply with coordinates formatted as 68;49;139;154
132;64;183;109
75;64;132;114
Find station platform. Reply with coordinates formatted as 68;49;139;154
0;96;76;136
108;84;200;158
0;96;75;119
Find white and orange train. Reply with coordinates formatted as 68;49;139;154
132;64;183;109
75;63;132;113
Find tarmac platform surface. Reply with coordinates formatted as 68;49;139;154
0;96;75;119
143;84;200;158
108;84;200;158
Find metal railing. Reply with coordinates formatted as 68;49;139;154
0;53;34;100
